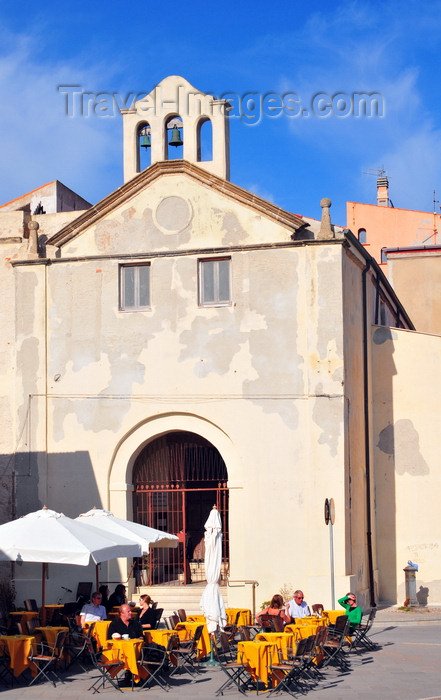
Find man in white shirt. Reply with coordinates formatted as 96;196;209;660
79;591;107;624
285;590;310;621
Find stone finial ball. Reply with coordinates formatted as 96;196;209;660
320;198;332;208
28;220;40;230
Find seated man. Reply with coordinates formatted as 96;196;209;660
79;591;107;625
285;590;311;621
337;592;362;633
107;604;143;639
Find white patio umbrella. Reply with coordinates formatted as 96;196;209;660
200;505;227;634
0;507;142;607
75;507;179;552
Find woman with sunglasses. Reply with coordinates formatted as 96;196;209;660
338;592;362;632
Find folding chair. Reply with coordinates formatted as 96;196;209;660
137;642;169;691
215;632;252;696
167;613;180;629
268;637;309;697
177;608;187;622
66;621;96;672
0;639;14;687
85;638;125;694
237;624;259;641
152;607;164;629
28;629;68;687
311;603;324;615
24;599;39;612
169;624;204;677
351;608;377;651
322;616;351;669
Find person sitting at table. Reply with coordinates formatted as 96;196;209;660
107;604;143;639
137;594;157;629
285;590;311;621
99;584;110;610
255;594;290;626
106;583;126;613
79;591;107;624
337;592;362;633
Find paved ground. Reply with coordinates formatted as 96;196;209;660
2;618;440;700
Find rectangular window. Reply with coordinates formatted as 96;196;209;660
199;257;231;306
120;264;151;310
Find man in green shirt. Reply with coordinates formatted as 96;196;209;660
338;592;362;633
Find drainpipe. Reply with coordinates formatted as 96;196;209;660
362;259;376;607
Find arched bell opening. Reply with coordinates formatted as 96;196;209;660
132;430;229;586
137;122;152;172
196;117;213;162
165;115;184;161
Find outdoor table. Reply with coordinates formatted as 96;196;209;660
35;625;69;646
175;621;210;659
237;639;278;687
284;623;318;640
186;614;206;623
323;610;342;625
255;632;296;660
84;620;111;649
144;629;176;647
0;634;37;677
7;611;39;632
226;608;252;625
104;638;145;682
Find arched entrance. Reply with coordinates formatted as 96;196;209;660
133;431;229;586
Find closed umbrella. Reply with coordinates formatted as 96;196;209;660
0;507;142;607
200;505;227;634
75;508;178;552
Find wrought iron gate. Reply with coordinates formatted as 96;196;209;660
133;431;229;585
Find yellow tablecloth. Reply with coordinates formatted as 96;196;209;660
34;626;69;646
1;635;37;677
323;610;342;625
175;621;210;659
144;629;176;647
186;615;206;624
226;608;252;626
237;640;278;686
85;620;112;650
284;623;317;640
255;632;296;660
104;638;144;681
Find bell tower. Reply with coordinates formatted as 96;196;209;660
122;75;231;183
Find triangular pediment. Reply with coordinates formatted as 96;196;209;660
47;161;305;253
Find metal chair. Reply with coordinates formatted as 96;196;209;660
167;613;180;629
0;639;14;687
215;632;252;696
322;616;351;669
351;608;377;651
28;629;68;687
66;621;96;672
176;608;187;622
85;638;124;693
137;642;170;691
24;599;39;612
152;607;164;629
268;637;309;697
169;624;204;677
312;603;324;615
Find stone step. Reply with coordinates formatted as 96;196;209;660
134;584;229;619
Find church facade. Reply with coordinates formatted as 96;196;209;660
1;76;439;610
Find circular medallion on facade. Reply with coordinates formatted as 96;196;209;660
154;196;192;233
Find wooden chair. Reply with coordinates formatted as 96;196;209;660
137;642;169;691
351;608;377;651
322;616;351;669
312;603;324;615
0;639;14;687
152;607;164;629
24;599;39;612
85;637;124;693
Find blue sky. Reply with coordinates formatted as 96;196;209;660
1;0;441;225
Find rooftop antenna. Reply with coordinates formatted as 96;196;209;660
433;189;439;215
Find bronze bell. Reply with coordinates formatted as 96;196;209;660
140;133;151;149
169;126;183;147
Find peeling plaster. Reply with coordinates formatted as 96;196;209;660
221;212;249;246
